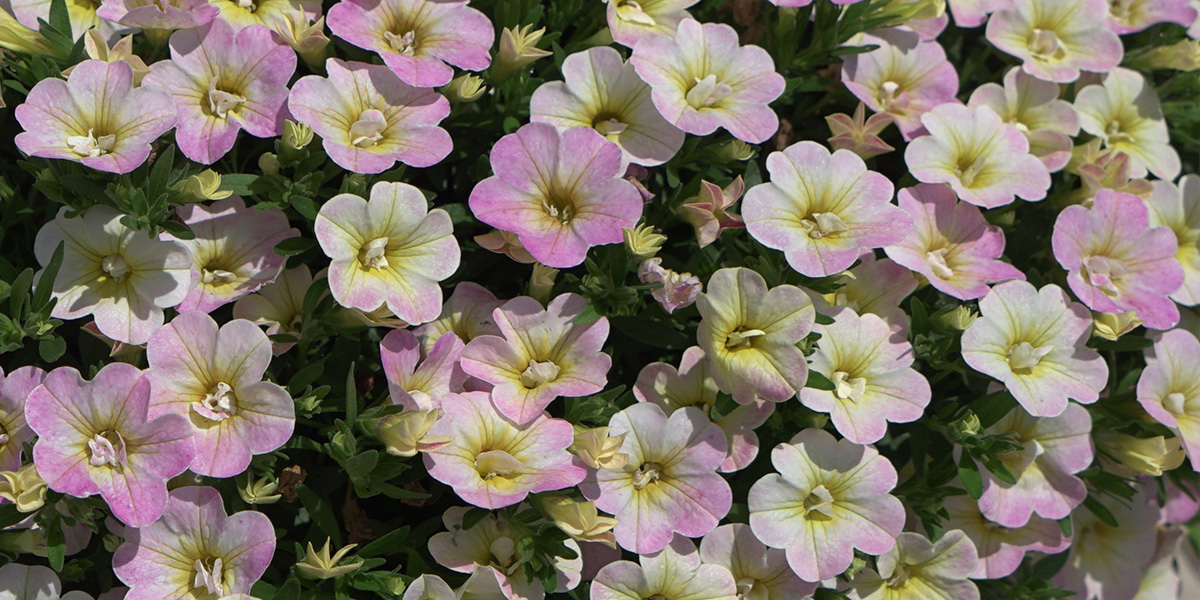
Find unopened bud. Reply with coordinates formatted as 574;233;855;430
1097;432;1185;477
571;426;629;470
1092;310;1142;341
181;169;233;201
284;120;314;150
259;152;280;176
238;475;282;505
622;223;667;260
529;263;559;304
442;73;487;103
0;464;47;513
492;24;552;82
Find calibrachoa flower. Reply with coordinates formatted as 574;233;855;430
968;403;1094;527
0;366;43;472
10;0;103;40
697;267;814;404
905;103;1051;209
530;46;684;167
381;329;464;411
314;180;459;325
1054;487;1158;600
460;294;610;425
142;20;296;165
961;281;1107;417
748;428;905;583
629;19;785;144
948;0;1013;26
967;67;1080;172
1137;329;1200;469
698;524;816;600
813;252;918;334
468;123;642;269
583;403;730;554
605;0;697;48
326;0;493;88
424;391;585;509
1074;67;1182;181
679;177;745;248
34;205;192;345
288;58;453;174
637;258;701;315
26;363;194;527
743;141;907;277
1052;190;1183;330
146;311;295;478
15;60;177;174
95;0;219;34
591;535;737;600
826;103;895;159
210;0;320;31
1107;0;1196;33
412;282;504;354
1143;176;1200;306
803;310;930;444
985;0;1123;83
841;28;959;139
114;486;275;600
175;197;298;313
233;265;313;354
850;530;980;600
885;184;1025;300
943;494;1070;579
0;563;94;600
634;346;773;472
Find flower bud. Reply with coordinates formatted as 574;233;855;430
571;426;629;470
492;24;552;82
0;464;47;513
716;139;756;162
259;152;280;176
947;412;981;442
932;305;978;332
529;263;559;304
1129;39;1200;72
296;538;363;580
375;409;451;457
622;223;667;260
538;495;620;548
441;73;488;103
180;169;233;201
1092;310;1142;341
238;475;282;505
273;14;330;69
0;9;64;57
284;119;314;150
1096;432;1185;477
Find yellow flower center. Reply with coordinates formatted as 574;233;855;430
1165;392;1188;416
685;74;734;110
632;461;663;490
803;484;836;521
801;212;849;239
201;266;238;284
208;77;246;119
67;128;116;158
384;30;417;55
832;371;868;403
101;254;131;282
725;327;766;351
88;429;127;468
1081;255;1127;297
1027;28;1065;60
349;109;388;148
925;247;955;278
194;381;237;421
475;449;526;481
193;556;227;596
542;193;577;225
615;0;656;25
359;237;390;270
519;359;561;388
1006;341;1052;373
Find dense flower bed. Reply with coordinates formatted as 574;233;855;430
0;0;1199;598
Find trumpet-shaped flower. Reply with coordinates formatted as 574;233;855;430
315;180;459;325
146;311;295;478
96;0;218;33
0;366;44;473
233;265;314;355
592;535;737;600
962;281;1107;416
114;486;275;600
803;310;930;444
813;252;918;334
968;404;1093;527
841;28;958;139
326;0;493;88
906;104;1051;209
679;177;745;248
1107;0;1196;33
582;403;730;555
634;346;773;473
0;563;94;600
748;428;905;582
1143;176;1200;306
1054;487;1158;600
468;123;642;269
381;329;464;411
26;363;194;527
743;141;908;277
985;0;1123;83
412;282;504;354
850;530;980;600
1137;329;1200;470
176;197;298;313
1052;190;1183;330
629;20;784;144
530;46;684;167
943;494;1070;579
885;184;1025;300
142;21;296;164
460;294;610;424
697;267;815;404
967;67;1080;172
209;0;320;31
826;102;896;159
34;205;192;345
288;58;453;174
1074;67;1181;181
605;0;697;48
424;391;585;509
699;524;816;600
15;60;177;174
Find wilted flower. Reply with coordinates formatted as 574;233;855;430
1137;329;1200;471
944;494;1070;580
967;67;1080;172
1074;67;1180;180
1096;432;1185;477
1143;176;1199;306
638;258;701;314
69;31;150;85
442;74;487;103
267;11;329;67
180;170;232;201
841;28;958;139
296;539;362;580
826;103;895;159
986;0;1123;83
699;523;816;600
375;408;450;458
1092;310;1144;341
680;177;745;248
0;366;43;473
748;428;905;582
475;229;537;264
850;530;980;600
592;535;737;600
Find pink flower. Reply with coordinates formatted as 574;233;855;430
1054;485;1159;600
962;281;1107;417
826;103;896;159
114;486;275;600
314;181;459;325
699;524;816;600
176;197;298;313
968;403;1093;527
841;28;958;139
1074;67;1181;181
1137;329;1200;469
233;265;314;355
146;311;295;478
948;0;1014;27
630;20;784;143
288;58;453;174
460;294;610;425
1143;176;1200;306
142;21;295;164
424;391;585;509
803;310;930;444
605;0;698;48
326;0;493;88
474;230;537;264
26;363;194;526
582;403;730;555
905;103;1051;209
943;494;1070;580
885;184;1025;300
743;141;908;277
679;177;745;248
15;60;177;174
811;251;918;334
1108;0;1196;33
0;366;44;472
850;530;980;600
412;282;504;354
96;0;218;32
381;329;465;411
592;535;737;600
986;0;1123;83
748;428;905;582
468;123;641;269
1052;190;1184;330
638;258;701;314
967;67;1080;172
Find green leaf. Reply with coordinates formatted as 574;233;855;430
0;505;26;529
39;337;66;362
805;370;836;391
609;316;690;349
296;483;342;546
1082;495;1118;528
461;507;492;531
9;268;34;316
220;174;261;196
46;520;65;571
357;525;411;558
345;360;358;423
274;237;315;257
1031;550;1070;580
32;241;64;310
272;578;301;600
159;220;196;241
572;303;602;325
958;452;983;499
